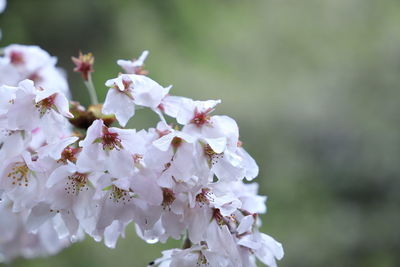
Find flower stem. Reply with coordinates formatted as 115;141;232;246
84;75;99;105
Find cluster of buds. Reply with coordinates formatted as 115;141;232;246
0;44;283;267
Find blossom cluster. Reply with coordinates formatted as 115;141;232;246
0;44;283;266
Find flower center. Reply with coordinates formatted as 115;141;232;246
7;162;29;187
203;144;224;166
195;188;212;206
212;208;225;226
171;136;183;149
65;172;89;195
190;108;213;127
101;127;123;151
10;51;24;65
35;93;57;116
58;147;80;164
109;185;134;204
162;188;175;210
113;77;134;99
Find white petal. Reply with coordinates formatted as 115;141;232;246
205;137;227;154
54;93;73;118
152;133;175;152
79;119;103;147
137;50;149;65
26;202;56;232
239;147;259;181
18;79;36;94
37;136;78;159
46;164;74;188
102;89;135;127
237;215;254;235
104;220;124;248
35;86;57;103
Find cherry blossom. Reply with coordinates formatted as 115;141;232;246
117;50;149;75
102;74;170;126
0;44;70;96
0;44;283;266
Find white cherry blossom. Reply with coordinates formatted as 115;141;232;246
0;44;69;96
117;50;149;74
0;46;283;266
103;74;170;126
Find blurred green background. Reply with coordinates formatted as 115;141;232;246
1;0;400;266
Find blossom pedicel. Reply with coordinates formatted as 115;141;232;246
0;45;284;267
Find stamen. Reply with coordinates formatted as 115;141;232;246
195;188;212;206
65;172;89;195
203;144;224;166
109;185;134;204
162;188;175;210
35;93;57;117
212;209;225;226
58;147;80;164
101;127;123;151
7;162;29;187
197;251;209;266
191;108;213;127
